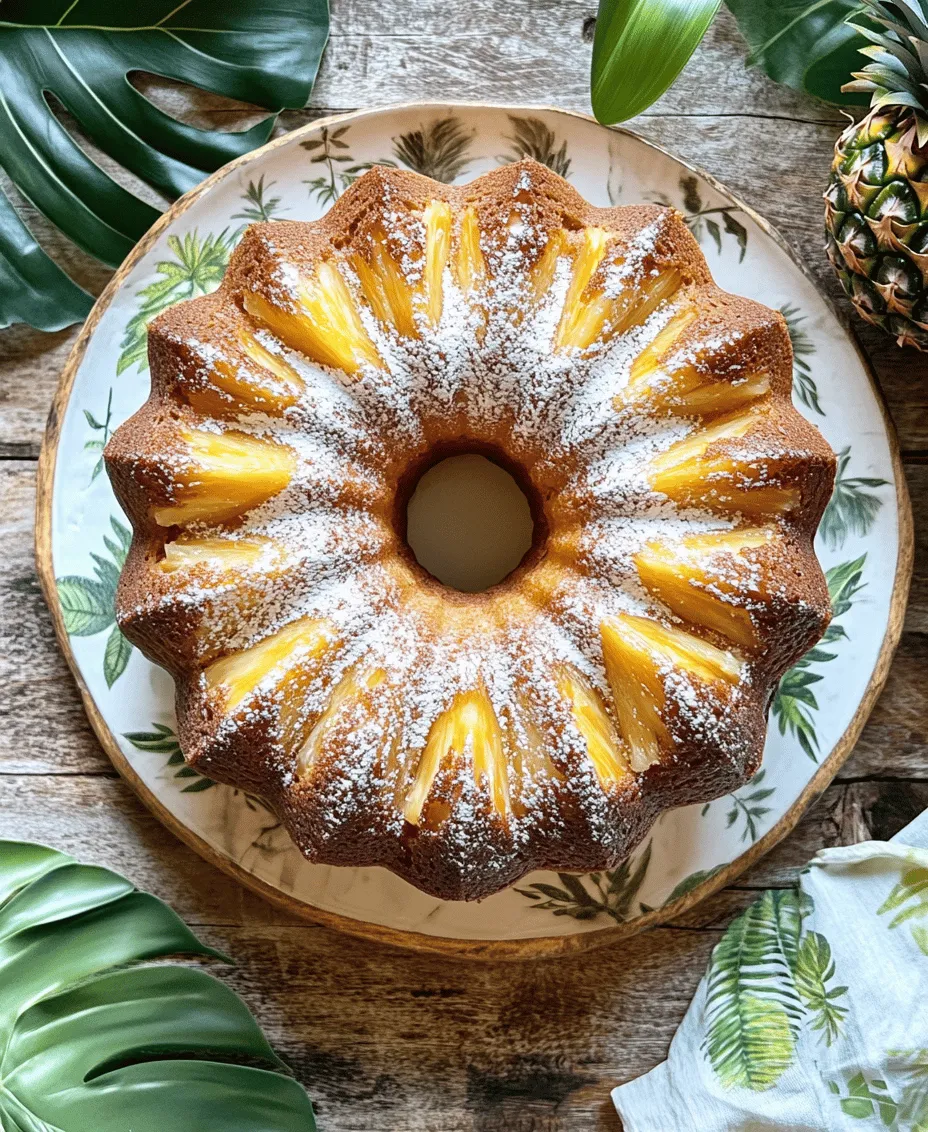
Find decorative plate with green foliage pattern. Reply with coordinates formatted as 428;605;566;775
37;105;912;957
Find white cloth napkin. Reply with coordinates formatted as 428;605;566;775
613;811;928;1131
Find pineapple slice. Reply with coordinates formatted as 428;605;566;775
635;529;773;649
404;687;508;826
666;372;771;417
628;306;700;386
295;665;387;777
555;227;609;349
623;312;770;415
555;666;630;788
554;224;682;353
205;616;338;713
187;329;304;417
501;694;563;816
456;206;486;294
153;429;296;527
530;228;567;304
243;260;382;374
649;410;798;515
422;200;452;326
601;613;743;770
160;534;278;574
350;228;418;339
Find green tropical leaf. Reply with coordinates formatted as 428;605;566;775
232;176;286;224
0;839;315;1130
57;576;113;636
0;1;328;332
126;723;217;793
591;0;722;124
103;624;133;687
831;1070;899;1123
771;555;866;761
819;446;889;550
500;116;571;178
723;0;871;106
725;768;776;842
878;865;928;932
391;117;474;183
703;889;805;1090
793;930;848;1044
117;229;237;374
664;863;727;905
518;841;652;922
779;302;824;415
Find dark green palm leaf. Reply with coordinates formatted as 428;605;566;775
0;839;315;1130
779;302;824;415
771;555;866;761
819;446;889;550
391;117;474;183
501;116;572;178
723;1;871;106
0;0;328;332
703;889;805;1091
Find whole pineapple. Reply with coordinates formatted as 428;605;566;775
825;0;928;349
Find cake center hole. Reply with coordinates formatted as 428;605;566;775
405;454;535;593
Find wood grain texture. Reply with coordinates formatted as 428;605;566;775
1;3;926;1125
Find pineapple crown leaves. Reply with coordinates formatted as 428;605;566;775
844;1;928;143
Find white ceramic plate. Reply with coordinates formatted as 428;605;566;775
38;104;912;957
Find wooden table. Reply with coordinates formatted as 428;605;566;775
2;6;927;1129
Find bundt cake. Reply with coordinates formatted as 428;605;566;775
105;160;836;902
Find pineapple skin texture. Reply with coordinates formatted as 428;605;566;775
826;109;928;350
104;160;835;903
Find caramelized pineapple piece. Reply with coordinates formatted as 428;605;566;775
350;229;417;339
501;694;563;817
667;372;771;417
205;616;337;713
295;665;387;776
422;200;452;326
601;613;743;770
153;429;296;527
456;206;486;294
628;307;700;386
530;228;567;304
635;529;773;649
623;313;770;415
555;227;608;349
160;535;279;574
555;666;629;788
405;687;508;826
649;410;798;515
187;329;305;419
555;223;682;353
244;260;382;374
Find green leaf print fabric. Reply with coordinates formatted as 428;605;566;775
612;811;928;1130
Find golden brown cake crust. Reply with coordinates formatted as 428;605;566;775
105;160;835;901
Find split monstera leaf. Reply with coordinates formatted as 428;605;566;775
591;0;872;124
0;840;316;1130
0;0;328;332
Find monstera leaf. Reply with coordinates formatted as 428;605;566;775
0;840;316;1130
724;0;871;106
0;1;329;332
